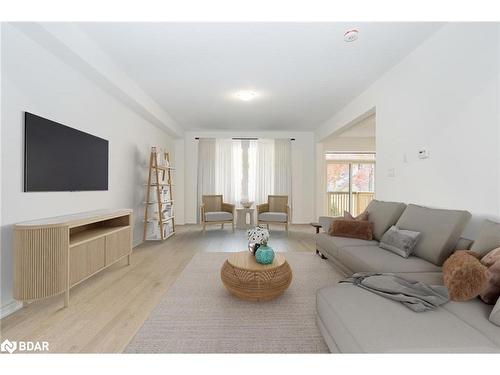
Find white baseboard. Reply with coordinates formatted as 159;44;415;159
0;300;22;319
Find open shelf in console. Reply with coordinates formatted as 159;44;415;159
69;214;131;248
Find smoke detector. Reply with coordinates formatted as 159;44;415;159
344;29;359;42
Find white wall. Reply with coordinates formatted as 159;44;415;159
14;23;183;138
0;24;3;316
316;23;500;229
498;25;500;220
0;24;176;316
323;137;375;153
183;130;315;224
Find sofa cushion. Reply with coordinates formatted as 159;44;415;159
317;283;500;353
443;299;500;346
318;216;343;233
315;233;378;259
470;220;500;257
329;220;373;240
443;250;489;302
490;299;500;327
258;212;287;222
204;211;233;222
456;237;474;251
316;233;340;258
344;210;369;221
365;200;407;241
480;247;500;304
395;204;471;266
328;236;379;248
379;225;421;258
337;245;442;275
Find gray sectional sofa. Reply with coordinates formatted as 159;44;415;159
315;200;500;353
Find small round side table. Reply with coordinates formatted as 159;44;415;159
236;208;255;229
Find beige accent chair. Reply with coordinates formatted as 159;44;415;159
201;195;235;233
257;195;290;232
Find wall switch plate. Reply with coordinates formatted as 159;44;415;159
387;168;396;177
418;149;429;159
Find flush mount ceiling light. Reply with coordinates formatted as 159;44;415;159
344;28;359;42
235;90;257;101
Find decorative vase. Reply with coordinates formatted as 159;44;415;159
255;245;275;265
248;242;260;255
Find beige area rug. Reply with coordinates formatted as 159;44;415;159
125;252;342;353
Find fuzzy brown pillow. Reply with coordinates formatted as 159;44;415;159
479;247;500;304
343;210;369;221
329;219;373;241
443;250;489;301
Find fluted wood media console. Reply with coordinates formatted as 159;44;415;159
13;209;133;307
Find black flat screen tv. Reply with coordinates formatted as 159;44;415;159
24;112;109;192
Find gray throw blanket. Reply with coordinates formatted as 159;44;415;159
340;272;449;312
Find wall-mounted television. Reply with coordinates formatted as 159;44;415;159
24;112;109;192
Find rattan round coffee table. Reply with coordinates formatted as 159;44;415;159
220;251;292;301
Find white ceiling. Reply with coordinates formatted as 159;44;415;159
80;22;442;131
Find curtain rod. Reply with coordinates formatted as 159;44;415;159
194;137;295;141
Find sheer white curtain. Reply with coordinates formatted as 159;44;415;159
232;140;243;204
247;140;257;203
198;137;292;213
197;138;216;222
239;140;251;203
215;138;241;204
274;139;292;196
255;138;275;204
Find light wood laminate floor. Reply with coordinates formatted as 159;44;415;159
0;224;317;353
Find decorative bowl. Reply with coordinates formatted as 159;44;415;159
241;201;254;208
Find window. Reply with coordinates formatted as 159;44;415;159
206;138;291;205
325;153;375;216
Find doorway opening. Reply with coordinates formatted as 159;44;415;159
320;110;376;217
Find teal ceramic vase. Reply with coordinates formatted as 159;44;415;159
255;245;274;265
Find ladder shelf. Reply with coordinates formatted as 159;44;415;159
142;147;176;241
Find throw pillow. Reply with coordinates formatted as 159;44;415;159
470;220;500;257
479;247;500;305
443;250;489;301
379;225;421;258
329;219;373;241
490;298;500;327
343;210;369;221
